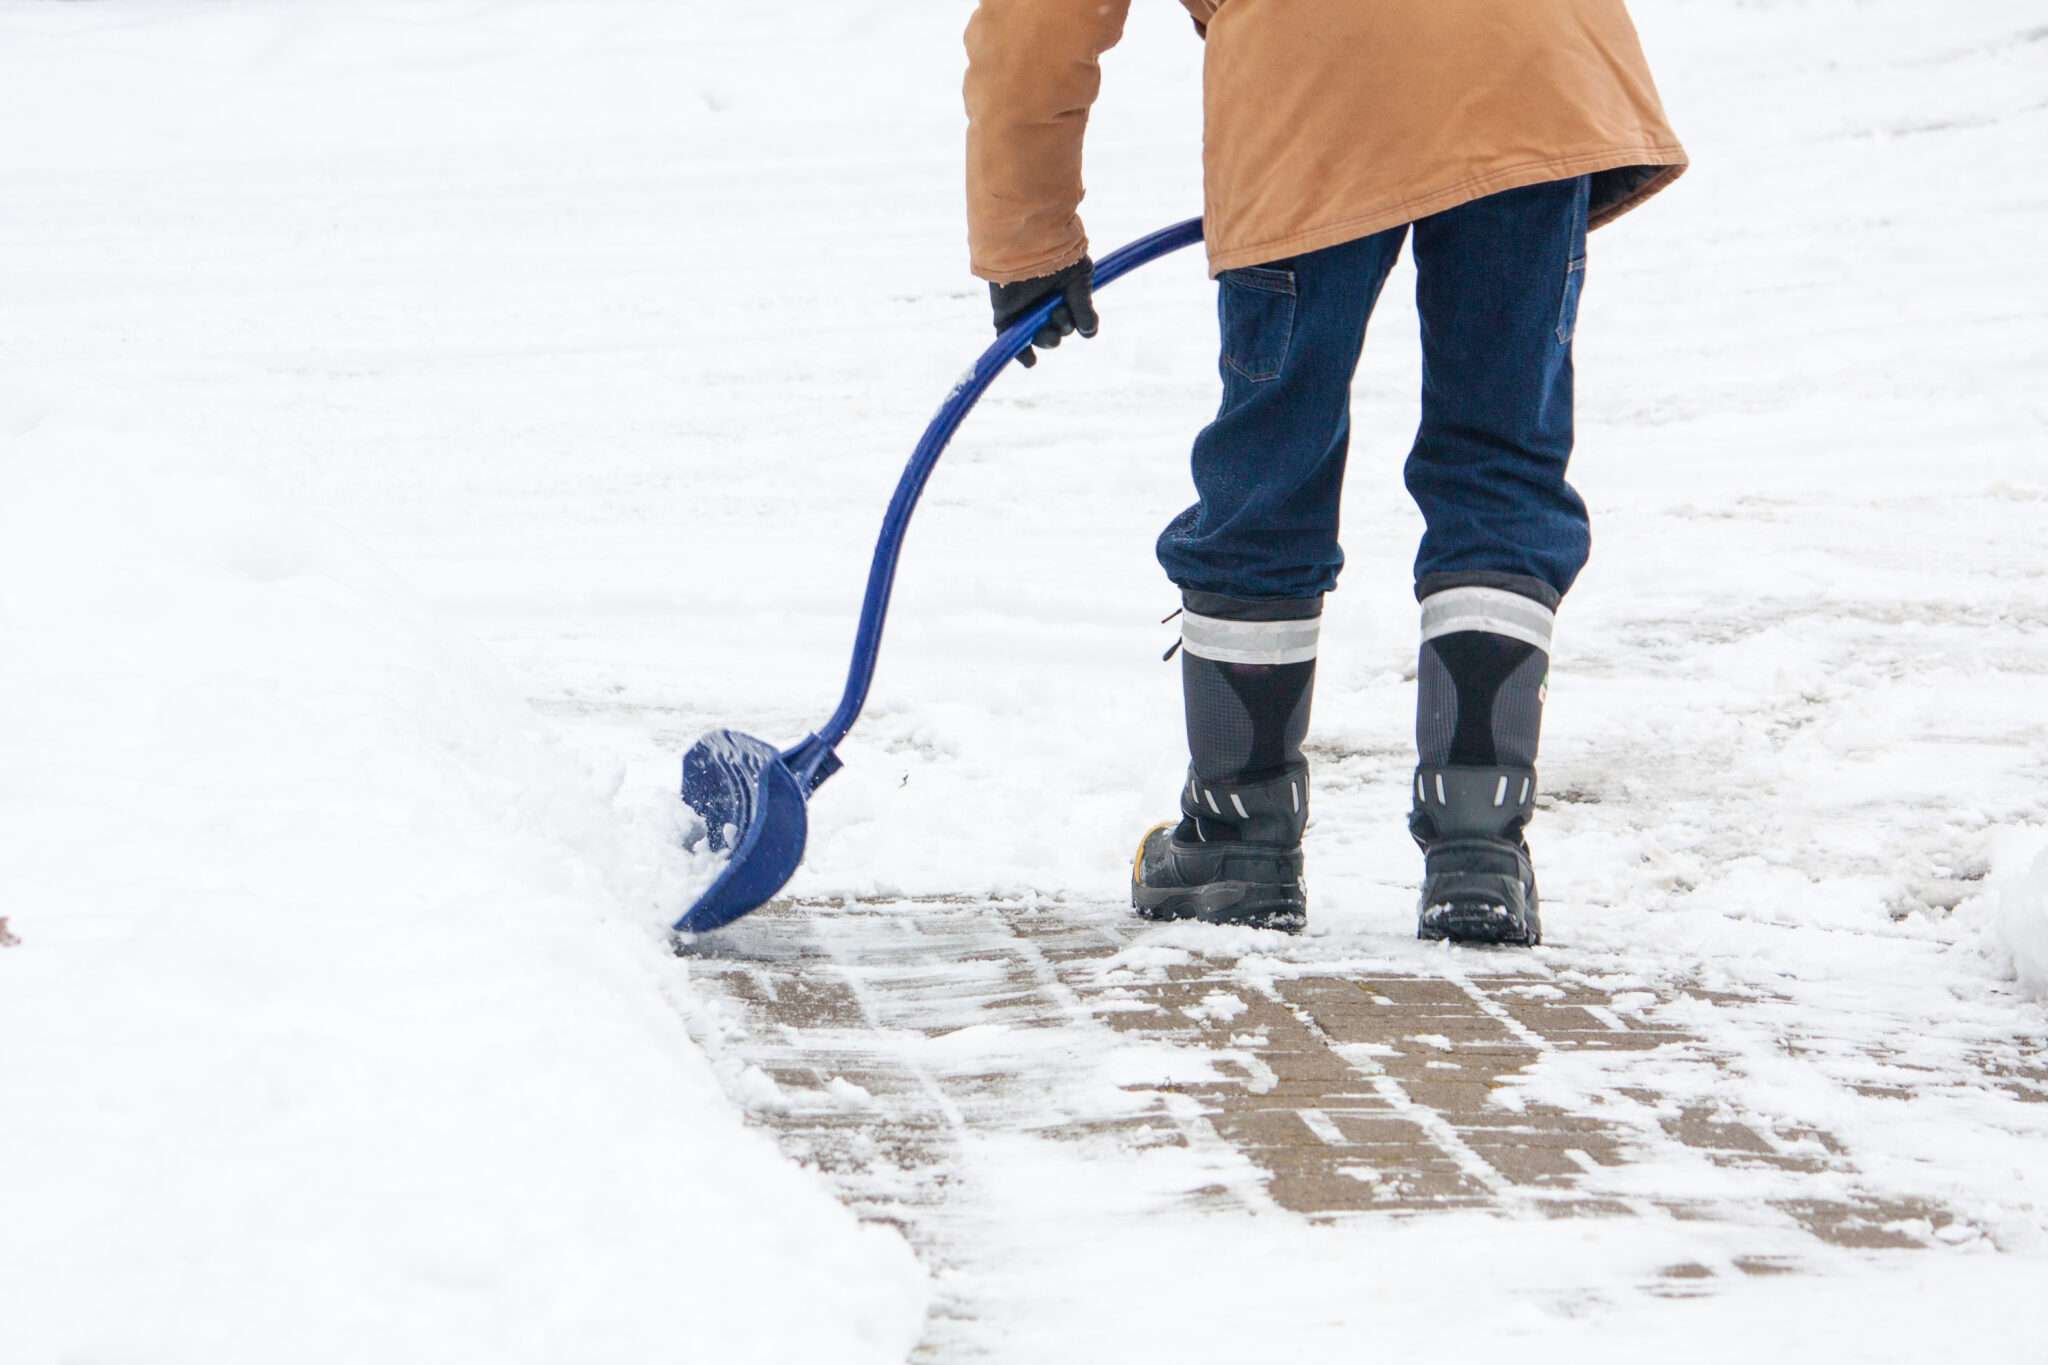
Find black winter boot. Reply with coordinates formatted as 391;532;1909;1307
1410;577;1555;946
1133;592;1317;933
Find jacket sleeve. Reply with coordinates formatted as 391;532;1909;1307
963;0;1132;284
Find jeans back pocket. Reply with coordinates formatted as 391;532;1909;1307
1557;255;1588;345
1220;265;1297;384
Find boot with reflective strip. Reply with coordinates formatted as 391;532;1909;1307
1410;580;1553;946
1133;592;1317;933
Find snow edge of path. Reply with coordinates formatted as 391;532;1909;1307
0;421;928;1365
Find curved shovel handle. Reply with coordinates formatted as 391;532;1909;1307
811;217;1206;757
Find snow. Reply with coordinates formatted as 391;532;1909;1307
1983;842;2048;1001
0;435;925;1360
4;0;2046;1359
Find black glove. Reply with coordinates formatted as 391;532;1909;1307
989;257;1098;369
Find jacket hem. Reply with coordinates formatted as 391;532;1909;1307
1587;162;1687;231
1203;144;1689;276
970;240;1091;286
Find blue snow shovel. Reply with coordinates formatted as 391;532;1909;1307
675;217;1206;933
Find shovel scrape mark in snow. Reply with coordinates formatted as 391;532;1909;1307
673;896;2016;1356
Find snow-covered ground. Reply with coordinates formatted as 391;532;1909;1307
0;445;925;1361
3;1;2044;1361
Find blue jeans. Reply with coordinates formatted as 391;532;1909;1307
1157;176;1593;604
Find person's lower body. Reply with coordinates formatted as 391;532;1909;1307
1135;175;1593;942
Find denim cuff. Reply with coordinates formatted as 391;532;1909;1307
1414;571;1560;611
1181;589;1324;622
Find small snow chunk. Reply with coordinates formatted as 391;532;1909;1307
729;1063;793;1114
1183;990;1249;1024
1609;991;1658;1014
1234;1053;1281;1095
1105;944;1196;975
822;1076;876;1111
1991;848;2048;999
1409;1033;1453;1051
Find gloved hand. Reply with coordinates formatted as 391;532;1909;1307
989;257;1098;368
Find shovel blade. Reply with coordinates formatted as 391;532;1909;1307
676;730;811;933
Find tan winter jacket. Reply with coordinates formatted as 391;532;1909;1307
964;0;1687;281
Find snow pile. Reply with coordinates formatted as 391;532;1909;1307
0;424;924;1364
1989;846;2048;1000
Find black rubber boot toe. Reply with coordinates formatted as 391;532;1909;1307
1132;822;1308;933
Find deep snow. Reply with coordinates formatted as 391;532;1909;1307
0;437;925;1361
3;0;2045;1360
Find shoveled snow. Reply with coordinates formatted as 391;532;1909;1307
0;437;925;1362
1982;842;2048;1001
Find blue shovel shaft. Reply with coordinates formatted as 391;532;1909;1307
812;216;1207;762
677;218;1204;932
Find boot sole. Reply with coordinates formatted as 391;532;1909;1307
1134;888;1307;934
1418;898;1541;947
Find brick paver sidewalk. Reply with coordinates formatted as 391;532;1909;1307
677;897;2046;1357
